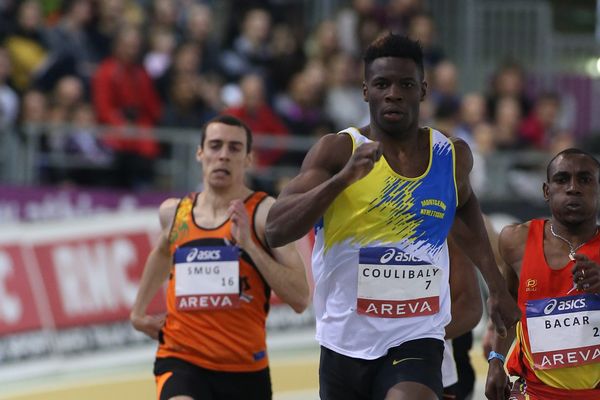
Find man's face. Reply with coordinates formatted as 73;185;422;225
544;154;600;225
117;30;141;64
363;57;426;135
197;123;251;190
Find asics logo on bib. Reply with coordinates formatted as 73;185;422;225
543;299;557;314
186;248;221;262
379;248;419;264
543;298;586;315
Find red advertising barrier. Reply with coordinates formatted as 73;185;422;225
33;232;161;329
0;211;315;363
0;212;166;361
0;244;42;334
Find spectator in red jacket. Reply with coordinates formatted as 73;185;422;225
519;92;561;149
92;25;162;188
223;73;289;168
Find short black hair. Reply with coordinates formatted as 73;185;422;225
546;148;600;181
363;33;425;79
200;115;253;153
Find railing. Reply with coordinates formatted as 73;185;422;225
0;122;564;207
428;0;554;92
428;0;598;83
427;0;600;136
9;123;316;194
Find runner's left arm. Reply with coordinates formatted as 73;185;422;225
229;198;310;313
445;232;482;339
451;138;520;338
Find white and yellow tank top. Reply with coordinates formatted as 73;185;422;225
312;127;458;359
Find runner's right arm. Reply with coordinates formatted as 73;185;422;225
481;216;505;358
130;198;179;340
266;133;382;247
484;223;525;400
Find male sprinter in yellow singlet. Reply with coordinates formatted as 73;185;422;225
130;115;310;400
486;148;600;400
265;33;519;400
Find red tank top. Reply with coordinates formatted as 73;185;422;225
157;191;271;372
506;219;600;398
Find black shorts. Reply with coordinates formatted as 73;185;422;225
319;338;444;400
154;357;272;400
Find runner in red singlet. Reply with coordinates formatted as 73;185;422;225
485;148;600;400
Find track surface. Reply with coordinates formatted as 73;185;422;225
0;345;491;400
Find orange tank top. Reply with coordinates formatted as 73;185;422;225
157;191;272;372
506;219;600;398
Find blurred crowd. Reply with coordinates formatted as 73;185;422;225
0;0;581;192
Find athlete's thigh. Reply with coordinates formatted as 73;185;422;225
372;338;444;400
211;367;272;400
385;381;439;400
154;357;213;400
319;346;375;400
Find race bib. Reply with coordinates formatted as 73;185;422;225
356;247;441;318
174;246;240;311
526;294;600;369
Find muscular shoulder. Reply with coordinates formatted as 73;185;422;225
448;137;474;207
158;198;180;232
278;133;353;198
499;221;531;269
499;222;530;243
449;136;473;177
300;133;352;174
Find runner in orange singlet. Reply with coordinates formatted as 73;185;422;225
485;148;600;399
130;115;310;400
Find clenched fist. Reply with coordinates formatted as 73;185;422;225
336;141;383;186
